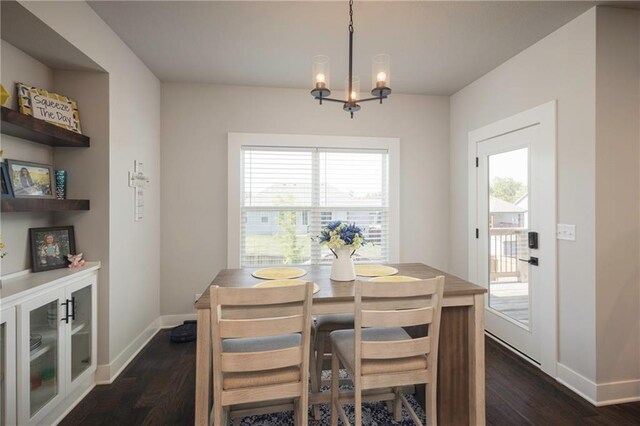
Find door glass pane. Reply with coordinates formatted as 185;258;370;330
1;323;5;426
70;286;92;381
487;148;530;327
29;301;59;416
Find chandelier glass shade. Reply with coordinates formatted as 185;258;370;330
310;0;391;118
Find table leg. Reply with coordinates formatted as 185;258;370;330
468;294;486;425
195;308;211;426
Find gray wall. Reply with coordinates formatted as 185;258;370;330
450;8;598;381
450;6;640;400
160;83;450;316
1;40;55;275
15;0;161;376
594;7;640;387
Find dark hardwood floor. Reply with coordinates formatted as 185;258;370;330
61;330;640;425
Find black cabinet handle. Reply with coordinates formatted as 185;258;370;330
61;300;70;323
71;297;76;321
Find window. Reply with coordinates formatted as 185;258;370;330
230;134;398;267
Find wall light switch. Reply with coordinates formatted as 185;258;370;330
557;224;576;241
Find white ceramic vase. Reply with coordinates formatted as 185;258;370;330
330;246;356;281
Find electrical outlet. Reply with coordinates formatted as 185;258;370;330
194;293;202;302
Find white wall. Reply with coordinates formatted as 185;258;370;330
19;1;161;376
0;40;55;275
161;83;450;316
450;7;598;382
594;7;640;389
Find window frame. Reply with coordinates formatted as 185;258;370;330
228;133;400;268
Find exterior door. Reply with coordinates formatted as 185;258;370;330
469;101;557;374
477;128;540;361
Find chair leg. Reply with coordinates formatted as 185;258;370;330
293;398;299;426
213;398;223;426
330;352;340;426
311;331;323;420
354;380;362;426
300;386;309;425
426;382;437;426
393;387;402;422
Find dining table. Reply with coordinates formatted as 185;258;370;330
194;263;487;426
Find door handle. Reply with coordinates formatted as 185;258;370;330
519;257;539;266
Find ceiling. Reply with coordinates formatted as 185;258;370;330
88;1;612;95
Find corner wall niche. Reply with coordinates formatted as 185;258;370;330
1;107;91;213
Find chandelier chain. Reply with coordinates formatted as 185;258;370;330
349;0;354;33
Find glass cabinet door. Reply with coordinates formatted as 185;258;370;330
1;320;4;426
18;290;65;424
1;308;17;426
69;284;93;384
28;301;60;417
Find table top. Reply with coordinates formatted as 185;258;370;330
196;263;485;309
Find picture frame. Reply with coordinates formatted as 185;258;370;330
17;82;82;134
29;226;76;272
6;159;55;198
1;161;13;199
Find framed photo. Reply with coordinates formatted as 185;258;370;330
29;226;76;272
1;162;13;199
17;82;82;134
6;159;55;198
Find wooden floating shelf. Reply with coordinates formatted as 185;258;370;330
1;106;90;148
1;198;90;213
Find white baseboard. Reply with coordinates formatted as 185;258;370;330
596;378;640;405
557;363;598;404
160;313;197;328
95;317;161;384
51;381;95;425
557;363;640;406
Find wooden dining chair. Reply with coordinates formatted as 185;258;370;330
210;282;314;426
329;276;445;426
310;313;355;419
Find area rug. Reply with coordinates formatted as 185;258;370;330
235;372;427;425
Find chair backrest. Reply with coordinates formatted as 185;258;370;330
210;282;313;376
354;276;445;375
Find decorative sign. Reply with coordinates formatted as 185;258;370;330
128;160;150;222
31;94;75;128
17;83;82;134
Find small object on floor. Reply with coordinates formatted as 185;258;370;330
170;320;197;343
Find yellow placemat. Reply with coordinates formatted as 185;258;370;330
369;275;421;283
254;279;320;294
354;264;398;277
252;266;307;280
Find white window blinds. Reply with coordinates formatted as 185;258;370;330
241;146;389;267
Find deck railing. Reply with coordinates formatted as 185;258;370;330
490;228;528;282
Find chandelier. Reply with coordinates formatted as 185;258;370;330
310;0;391;118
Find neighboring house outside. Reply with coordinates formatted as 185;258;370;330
490;196;526;228
245;183;384;239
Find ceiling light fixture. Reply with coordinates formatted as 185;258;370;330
310;0;391;118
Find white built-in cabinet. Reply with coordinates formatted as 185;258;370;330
1;306;17;426
1;263;99;426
